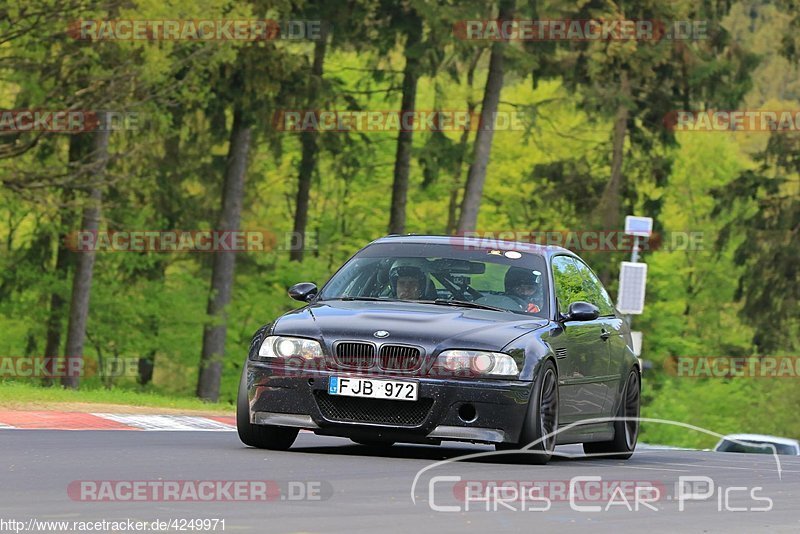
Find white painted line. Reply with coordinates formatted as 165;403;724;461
91;414;235;431
0;423;16;429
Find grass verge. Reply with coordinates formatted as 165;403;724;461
0;381;234;415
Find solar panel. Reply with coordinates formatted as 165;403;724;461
617;261;648;314
624;215;653;237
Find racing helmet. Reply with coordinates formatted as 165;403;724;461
504;266;541;293
389;259;428;297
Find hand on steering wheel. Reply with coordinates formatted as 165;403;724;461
509;294;540;313
525;302;541;313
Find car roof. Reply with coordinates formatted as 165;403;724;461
370;234;577;259
719;434;800;446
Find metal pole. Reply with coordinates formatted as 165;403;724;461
624;235;641;330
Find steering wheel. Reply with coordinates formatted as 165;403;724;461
432;273;472;301
506;294;540;312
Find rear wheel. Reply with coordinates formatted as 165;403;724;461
583;368;640;460
496;360;558;464
236;369;298;450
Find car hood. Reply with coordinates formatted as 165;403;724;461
272;300;548;353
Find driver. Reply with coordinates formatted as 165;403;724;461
389;263;428;300
504;267;543;313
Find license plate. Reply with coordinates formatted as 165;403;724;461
328;376;418;401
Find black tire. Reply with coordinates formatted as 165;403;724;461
350;439;395;448
495;360;559;465
583;368;640;460
236;368;298;450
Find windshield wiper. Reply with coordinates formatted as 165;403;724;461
328;296;389;301
424;299;511;313
324;296;510;313
330;296;412;302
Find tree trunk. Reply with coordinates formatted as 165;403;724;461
42;233;71;386
137;269;162;386
600;71;630;232
291;26;329;262
447;106;477;235
61;117;110;389
43;139;85;386
196;105;252;401
388;12;423;235
597;72;630;285
446;48;484;234
457;0;514;233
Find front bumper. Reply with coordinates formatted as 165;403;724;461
246;361;533;444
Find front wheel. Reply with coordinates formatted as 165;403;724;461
236;369;298;450
496;360;559;464
583;368;640;460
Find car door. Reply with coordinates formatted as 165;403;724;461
549;255;611;423
568;257;627;417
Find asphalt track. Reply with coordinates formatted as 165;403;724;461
2;430;799;533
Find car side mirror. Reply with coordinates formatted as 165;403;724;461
563;301;599;322
288;282;318;302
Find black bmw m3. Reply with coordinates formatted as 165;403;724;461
237;235;641;464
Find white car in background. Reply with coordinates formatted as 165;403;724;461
714;433;800;456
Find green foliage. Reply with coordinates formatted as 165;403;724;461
642;376;800;449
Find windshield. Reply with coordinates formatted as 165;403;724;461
318;242;550;317
717;439;798;455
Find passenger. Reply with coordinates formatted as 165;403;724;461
504;267;543;313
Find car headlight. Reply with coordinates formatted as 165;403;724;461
436;350;519;377
255;336;323;360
